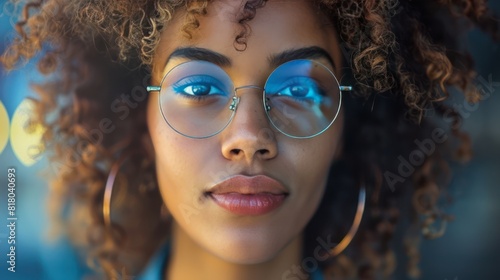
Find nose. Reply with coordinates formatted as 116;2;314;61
220;87;278;163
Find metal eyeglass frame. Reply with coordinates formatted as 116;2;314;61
146;60;353;139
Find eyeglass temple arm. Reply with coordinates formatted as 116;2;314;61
340;86;352;91
147;86;161;92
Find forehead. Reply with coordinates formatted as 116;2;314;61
153;0;341;80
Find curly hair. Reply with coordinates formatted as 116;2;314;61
1;0;498;279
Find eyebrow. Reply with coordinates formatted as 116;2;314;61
268;46;336;70
163;46;335;70
166;47;232;67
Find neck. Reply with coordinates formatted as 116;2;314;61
165;222;305;280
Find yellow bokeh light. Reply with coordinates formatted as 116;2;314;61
10;99;46;166
0;101;9;154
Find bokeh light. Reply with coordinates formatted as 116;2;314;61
0;100;9;154
9;98;45;166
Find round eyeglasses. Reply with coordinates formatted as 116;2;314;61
147;59;352;139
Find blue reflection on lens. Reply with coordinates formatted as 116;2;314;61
266;76;325;104
172;75;229;98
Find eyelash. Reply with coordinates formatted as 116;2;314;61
271;77;326;102
171;75;227;99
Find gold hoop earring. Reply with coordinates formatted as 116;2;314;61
103;156;128;229
330;186;366;256
103;154;167;230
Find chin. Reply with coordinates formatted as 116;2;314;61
212;246;284;265
205;230;295;265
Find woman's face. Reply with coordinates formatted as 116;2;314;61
147;0;343;264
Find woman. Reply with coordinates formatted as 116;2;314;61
2;0;498;279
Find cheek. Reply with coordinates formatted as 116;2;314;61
285;119;343;221
147;95;208;211
294;144;334;202
148;96;220;219
292;115;342;180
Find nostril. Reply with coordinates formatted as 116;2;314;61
230;149;242;155
257;149;268;155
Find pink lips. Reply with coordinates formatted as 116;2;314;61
207;175;288;216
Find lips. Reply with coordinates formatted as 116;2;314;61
206;175;288;216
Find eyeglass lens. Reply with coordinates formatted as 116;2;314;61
157;59;341;138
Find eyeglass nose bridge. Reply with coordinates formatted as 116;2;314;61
229;85;266;112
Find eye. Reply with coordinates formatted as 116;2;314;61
172;75;228;97
273;77;325;103
283;84;312;97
